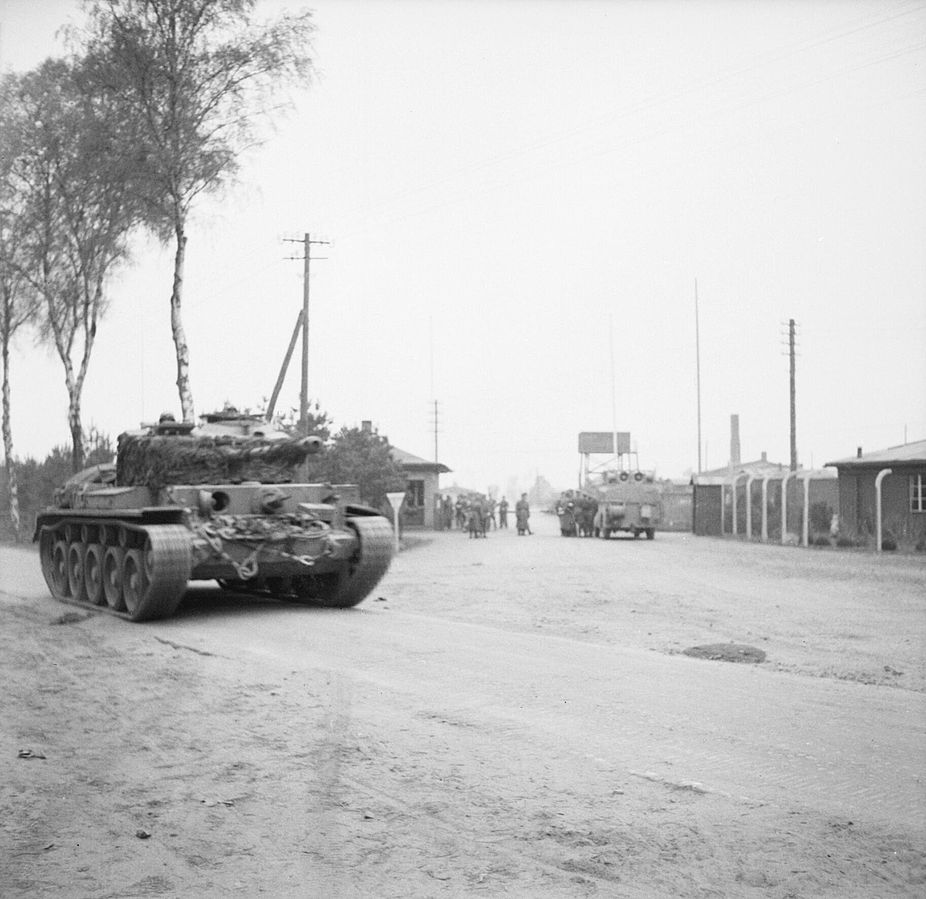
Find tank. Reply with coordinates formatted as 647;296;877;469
33;409;395;621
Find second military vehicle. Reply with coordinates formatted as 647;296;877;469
586;469;662;540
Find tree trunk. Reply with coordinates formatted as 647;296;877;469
1;336;21;541
171;221;195;422
68;390;84;473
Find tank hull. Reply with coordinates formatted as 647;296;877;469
35;480;394;621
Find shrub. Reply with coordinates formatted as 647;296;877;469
1;430;114;542
809;501;834;536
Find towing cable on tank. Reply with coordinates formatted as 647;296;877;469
193;519;334;581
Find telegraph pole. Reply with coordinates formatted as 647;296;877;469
786;318;798;471
428;316;440;464
695;279;702;474
285;233;329;435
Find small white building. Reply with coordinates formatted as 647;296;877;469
390;447;451;529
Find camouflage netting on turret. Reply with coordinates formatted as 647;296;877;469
117;433;317;490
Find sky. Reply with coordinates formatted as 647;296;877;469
1;0;925;497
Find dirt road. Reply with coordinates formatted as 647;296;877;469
2;514;925;897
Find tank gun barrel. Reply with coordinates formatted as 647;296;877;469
299;435;324;454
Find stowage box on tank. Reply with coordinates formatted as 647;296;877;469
34;410;394;621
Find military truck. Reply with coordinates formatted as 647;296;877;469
586;470;662;539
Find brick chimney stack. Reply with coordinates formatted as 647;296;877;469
730;414;741;467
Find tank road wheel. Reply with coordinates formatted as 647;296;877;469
296;516;394;609
50;540;72;599
102;546;126;611
67;542;88;602
121;526;193;622
122;550;146;618
83;544;106;605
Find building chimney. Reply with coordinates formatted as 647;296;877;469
361;420;372;434
857;446;863;458
730;414;741;467
761;451;767;463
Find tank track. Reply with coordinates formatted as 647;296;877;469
38;520;192;622
311;515;394;607
246;515;392;608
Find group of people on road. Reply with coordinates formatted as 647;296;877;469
554;490;598;537
434;492;532;537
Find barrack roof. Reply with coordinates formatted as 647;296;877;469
826;439;926;468
390;446;452;474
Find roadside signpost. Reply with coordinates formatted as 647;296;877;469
386;492;406;556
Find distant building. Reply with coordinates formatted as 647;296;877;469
390;447;451;529
826;440;926;549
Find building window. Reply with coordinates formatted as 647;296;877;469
406;479;425;508
912;474;926;513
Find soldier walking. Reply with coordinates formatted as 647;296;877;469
515;494;532;535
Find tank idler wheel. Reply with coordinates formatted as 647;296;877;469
83;544;106;605
121;526;193;621
103;546;127;611
295;516;394;609
38;530;62;599
51;540;72;599
67;542;88;602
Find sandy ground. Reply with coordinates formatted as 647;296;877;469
1;513;925;897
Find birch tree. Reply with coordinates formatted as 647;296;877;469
0;75;39;538
9;59;139;472
84;0;315;422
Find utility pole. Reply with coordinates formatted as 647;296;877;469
428;317;440;463
285;233;329;435
785;318;798;471
695;279;702;474
429;399;440;463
